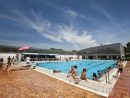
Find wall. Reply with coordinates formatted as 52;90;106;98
56;55;82;61
0;53;21;63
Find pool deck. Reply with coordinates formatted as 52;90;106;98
109;61;130;98
0;65;104;98
1;61;130;98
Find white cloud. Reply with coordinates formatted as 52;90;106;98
57;26;97;47
24;10;97;49
65;9;88;20
0;10;97;50
65;9;78;19
106;42;112;45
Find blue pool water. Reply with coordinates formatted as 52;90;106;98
37;60;117;79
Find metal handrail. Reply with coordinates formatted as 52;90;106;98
36;67;113;95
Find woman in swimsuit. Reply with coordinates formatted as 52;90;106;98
80;68;88;82
71;65;80;84
67;66;74;77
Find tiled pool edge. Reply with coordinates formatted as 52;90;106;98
35;67;109;97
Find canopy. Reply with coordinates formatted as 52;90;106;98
18;46;31;51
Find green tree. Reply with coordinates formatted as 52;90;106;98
124;46;128;53
126;42;130;52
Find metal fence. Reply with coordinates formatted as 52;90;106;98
35;67;114;96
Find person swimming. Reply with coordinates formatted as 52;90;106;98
53;70;61;73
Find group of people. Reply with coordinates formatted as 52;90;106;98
53;65;88;84
0;56;16;72
53;65;102;84
7;56;16;67
52;59;125;84
67;65;88;84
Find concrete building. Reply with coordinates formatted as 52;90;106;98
0;45;79;62
78;43;125;60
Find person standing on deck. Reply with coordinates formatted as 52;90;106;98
11;56;15;65
7;56;11;71
0;58;3;71
16;53;19;63
117;60;123;79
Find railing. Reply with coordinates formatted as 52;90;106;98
35;67;114;97
79;80;112;94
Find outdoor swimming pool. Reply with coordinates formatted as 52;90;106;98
37;60;117;79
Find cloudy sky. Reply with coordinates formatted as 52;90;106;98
0;0;130;50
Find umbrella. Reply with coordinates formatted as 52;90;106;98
18;46;31;51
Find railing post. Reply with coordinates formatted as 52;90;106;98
105;72;108;83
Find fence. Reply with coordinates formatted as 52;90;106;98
35;67;114;97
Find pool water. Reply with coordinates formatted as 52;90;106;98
37;60;117;79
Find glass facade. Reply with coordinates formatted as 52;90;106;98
78;43;124;60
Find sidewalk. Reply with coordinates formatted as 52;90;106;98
109;61;130;98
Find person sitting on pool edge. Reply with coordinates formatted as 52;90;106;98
53;70;61;73
93;72;98;81
67;66;74;77
72;65;78;76
80;68;88;82
71;65;80;84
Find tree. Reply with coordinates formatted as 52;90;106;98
124;46;128;53
126;42;130;52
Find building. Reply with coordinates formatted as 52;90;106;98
0;45;79;62
0;45;74;54
78;43;125;60
0;43;125;60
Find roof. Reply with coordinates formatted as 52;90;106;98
78;43;123;55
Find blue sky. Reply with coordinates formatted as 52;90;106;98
0;0;130;50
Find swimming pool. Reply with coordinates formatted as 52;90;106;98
37;60;117;79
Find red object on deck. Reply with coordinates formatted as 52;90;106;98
18;46;31;51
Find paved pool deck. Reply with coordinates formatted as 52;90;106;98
0;65;104;98
109;61;130;98
0;61;130;98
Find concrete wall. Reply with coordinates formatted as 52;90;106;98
0;53;21;63
0;53;82;63
120;44;125;57
56;55;82;60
